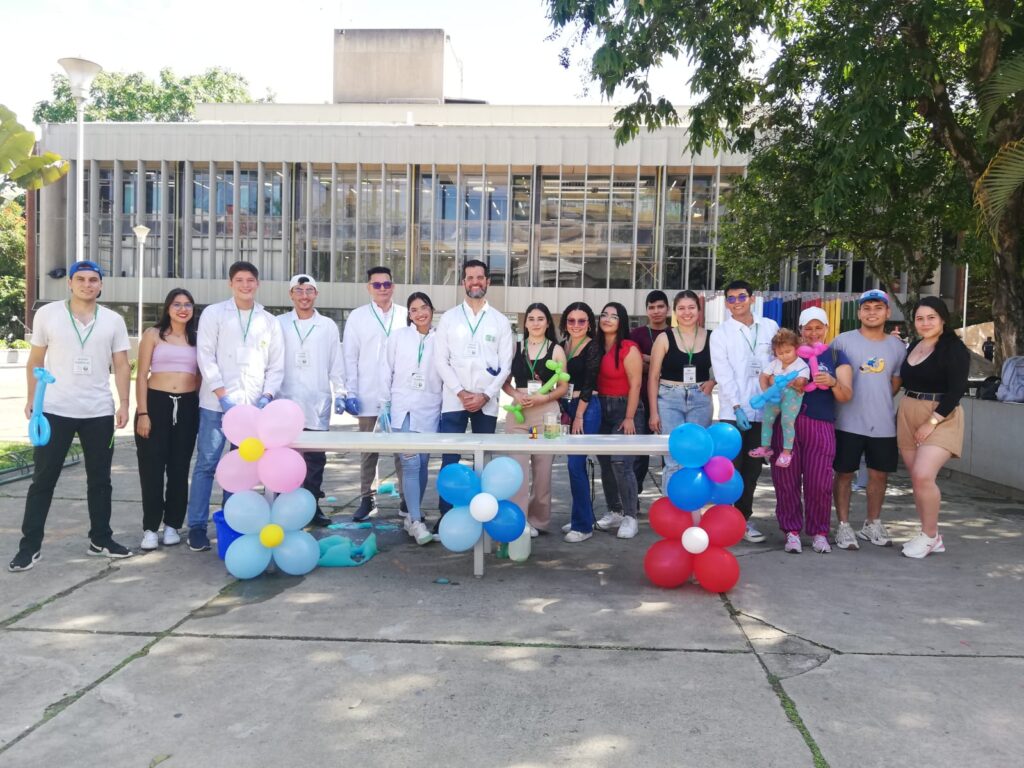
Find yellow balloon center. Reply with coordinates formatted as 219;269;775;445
239;437;265;462
259;523;285;548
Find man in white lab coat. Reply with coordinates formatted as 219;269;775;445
187;261;285;552
277;274;346;527
342;266;408;520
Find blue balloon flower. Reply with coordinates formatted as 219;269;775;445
707;422;742;461
668;423;714;468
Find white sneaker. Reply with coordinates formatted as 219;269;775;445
595;512;624;531
529;525;539;538
812;534;832;554
561;523;573;534
834;522;860;550
162;527;180;546
743;523;766;543
407;520;433;546
564;530;592;543
784;532;802;553
857;519;892;547
617;516;639;539
902;532;944;559
140;531;159;551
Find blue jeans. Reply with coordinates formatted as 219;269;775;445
395;414;430;523
186;408;228;530
597;395;646;518
658;384;713;486
438;408;497;514
563;397;602;532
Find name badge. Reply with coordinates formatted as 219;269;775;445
409;372;426;391
747;360;763;378
464;342;480;358
73;355;93;375
295;350;310;368
683;366;697;385
237;346;258;367
527;380;541;395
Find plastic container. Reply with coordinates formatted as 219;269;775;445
212;510;242;560
508;525;531;562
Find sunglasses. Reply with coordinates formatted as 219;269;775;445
726;294;750;304
291;287;316;295
170;302;194;310
370;281;393;290
565;318;588;326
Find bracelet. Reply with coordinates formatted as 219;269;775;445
137;413;149;417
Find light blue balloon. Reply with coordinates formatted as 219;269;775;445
223;491;271;534
438;506;483;552
436;463;482;506
272;531;321;576
707;422;742;461
710;471;744;505
668;423;715;468
480;456;523;500
224;534;273;579
667;467;713;511
271;488;316;530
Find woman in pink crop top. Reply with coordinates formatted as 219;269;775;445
134;289;201;551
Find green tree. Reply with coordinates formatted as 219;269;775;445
1;105;68;192
548;0;1024;362
33;66;267;124
0;200;26;341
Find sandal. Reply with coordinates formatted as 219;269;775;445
775;452;793;468
748;446;773;459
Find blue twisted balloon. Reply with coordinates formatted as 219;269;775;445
29;368;55;446
749;371;798;410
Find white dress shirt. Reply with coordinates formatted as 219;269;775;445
197;298;285;412
277;309;346;430
341;301;408;417
383;325;443;433
433;300;514;418
710;315;779;421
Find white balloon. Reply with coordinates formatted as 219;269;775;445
469;492;499;523
682;526;709;555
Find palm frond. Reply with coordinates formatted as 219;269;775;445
974;139;1024;241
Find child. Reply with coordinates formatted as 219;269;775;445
748;328;810;468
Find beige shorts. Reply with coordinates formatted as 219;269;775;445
896;396;964;457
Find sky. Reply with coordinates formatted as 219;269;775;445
4;0;697;131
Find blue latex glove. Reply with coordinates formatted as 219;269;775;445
256;394;273;409
344;397;361;416
218;394;236;412
734;408;751;431
334;396;346;415
376;402;392;434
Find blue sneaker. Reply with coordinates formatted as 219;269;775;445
188;527;211;552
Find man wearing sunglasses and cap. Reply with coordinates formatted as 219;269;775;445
10;260;133;572
342;266;408;521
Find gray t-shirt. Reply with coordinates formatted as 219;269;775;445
832;330;907;437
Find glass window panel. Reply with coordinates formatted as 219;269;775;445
414;172;433;284
665;174;688;223
664;245;684;290
689;246;711;290
538;175;560;287
333;169;356;282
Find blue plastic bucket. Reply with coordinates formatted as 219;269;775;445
212;510;242;560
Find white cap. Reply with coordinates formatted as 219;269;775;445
798;306;828;327
289;274;318;290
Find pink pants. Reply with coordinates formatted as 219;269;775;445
770;414;835;536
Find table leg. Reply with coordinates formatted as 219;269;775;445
473;448;486;577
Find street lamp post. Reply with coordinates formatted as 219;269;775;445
58;57;102;262
133;225;150;339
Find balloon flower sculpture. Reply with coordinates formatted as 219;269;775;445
28;368;55;446
213;399;318;579
434;457;527;551
749;371;798;410
503;358;571;424
643;422;748;593
797;342;829;391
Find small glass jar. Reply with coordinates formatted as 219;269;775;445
543;411;560;439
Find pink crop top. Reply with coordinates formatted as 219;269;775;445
150;343;198;375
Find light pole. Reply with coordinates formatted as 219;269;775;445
58;57;102;262
133;225;150;339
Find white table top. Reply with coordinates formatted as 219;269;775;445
291;431;670;456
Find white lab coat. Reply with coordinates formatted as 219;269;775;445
433;300;515;418
277;309;346;430
383;325;443;433
197;298;285;411
341;301;408;417
709;315;779;422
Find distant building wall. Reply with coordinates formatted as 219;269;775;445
334;29;444;104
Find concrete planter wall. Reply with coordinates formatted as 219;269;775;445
3;349;30;365
945;398;1024;498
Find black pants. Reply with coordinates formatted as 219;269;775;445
135;390;199;531
722;419;763;520
20;413;115;553
302;428;328;511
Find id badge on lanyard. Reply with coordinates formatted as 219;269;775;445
527;380;541;395
682;366;697;385
464;341;481;358
295;350;311;368
73;355;93;375
410;372;426;391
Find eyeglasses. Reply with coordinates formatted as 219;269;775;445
599;312;620;320
565;318;588;326
370;281;393;290
170;302;194;310
291;287;316;295
726;294;750;304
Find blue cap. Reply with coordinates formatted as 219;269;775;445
858;289;888;306
68;260;103;279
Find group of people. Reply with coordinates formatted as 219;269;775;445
8;259;969;573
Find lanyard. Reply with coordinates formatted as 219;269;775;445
292;319;316;346
461;305;486;337
525;339;548;380
566;338;587;361
417;331;429;368
237;306;255;343
372;305;394;337
675;328;697;365
743;323;759;354
66;301;97;349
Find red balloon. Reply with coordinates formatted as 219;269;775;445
693;547;740;593
700;504;746;548
643;539;694;588
648;496;696;539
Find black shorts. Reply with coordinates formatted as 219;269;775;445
833;430;898;474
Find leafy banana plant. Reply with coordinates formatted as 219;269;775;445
0;105;69;191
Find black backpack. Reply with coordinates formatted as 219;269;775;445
978;376;1001;401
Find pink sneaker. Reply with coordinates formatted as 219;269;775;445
748;446;773;459
775;452;793;468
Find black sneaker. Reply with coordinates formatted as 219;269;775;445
8;549;41;572
309;509;333;528
188;528;211;552
88;540;133;559
352;496;377;522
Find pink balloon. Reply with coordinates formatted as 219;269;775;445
704;455;735;484
258;447;307;493
215;449;261;493
257;399;305;448
222;404;260;446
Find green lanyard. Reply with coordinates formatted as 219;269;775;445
237;306;255;343
461;305;487;337
743;323;759;354
417;332;428;368
66;301;97;349
372;306;394;337
566;338;587;361
292;319;316;346
675;328;697;365
525;339;548;380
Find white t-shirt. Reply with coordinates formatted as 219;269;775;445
31;300;130;418
765;357;810;378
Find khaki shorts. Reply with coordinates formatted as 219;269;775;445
896;396;964;457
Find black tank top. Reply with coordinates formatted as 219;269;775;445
662;328;713;382
511;339;557;388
